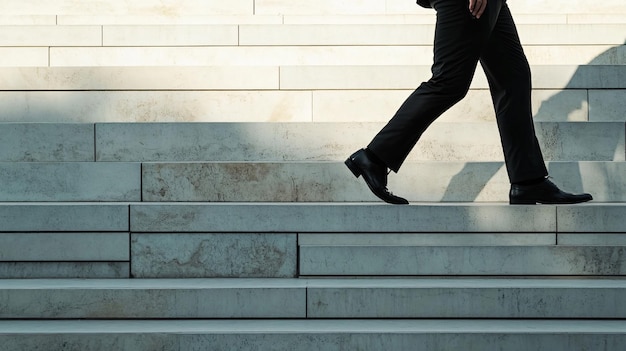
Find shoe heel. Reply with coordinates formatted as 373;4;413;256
344;158;361;178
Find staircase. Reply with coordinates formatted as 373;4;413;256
1;0;625;350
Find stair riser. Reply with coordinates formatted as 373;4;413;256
1;330;625;351
3;204;624;233
94;123;626;162
142;162;626;202
4;284;626;319
301;246;626;276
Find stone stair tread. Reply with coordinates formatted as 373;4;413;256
1;65;624;90
2;319;626;333
3;277;626;289
2;202;624;233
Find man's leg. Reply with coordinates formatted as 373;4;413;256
478;3;548;184
346;0;504;204
479;4;592;204
367;0;498;172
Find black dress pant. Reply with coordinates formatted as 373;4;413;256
367;0;548;184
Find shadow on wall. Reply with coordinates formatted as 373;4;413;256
441;42;626;202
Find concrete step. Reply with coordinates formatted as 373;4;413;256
300;245;626;276
2;203;624;278
2;65;625;90
1;88;623;123
2;203;624;233
3;0;625;16
37;45;625;67
0;123;94;162
1;319;625;351
0;279;305;319
94;122;626;162
1;66;623;122
70;24;621;46
0;162;140;201
127;203;626;233
141;161;626;203
2;278;626;319
4;13;626;26
2;23;625;48
2;1;254;16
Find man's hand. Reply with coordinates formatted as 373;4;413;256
469;0;487;19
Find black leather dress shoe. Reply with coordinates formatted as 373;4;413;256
345;149;409;205
509;178;593;205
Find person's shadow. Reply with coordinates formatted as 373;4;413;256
442;42;626;202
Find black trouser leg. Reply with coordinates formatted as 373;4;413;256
368;0;492;172
367;0;547;183
479;4;548;183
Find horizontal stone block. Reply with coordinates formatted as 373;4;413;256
547;162;626;202
0;204;128;232
0;123;94;161
282;14;570;25
0;67;279;90
0;15;56;25
516;24;626;45
282;65;626;90
49;46;623;67
0;26;101;46
1;320;625;351
141;161;623;203
559;234;626;246
389;161;624;203
142;162;362;202
536;122;625;161
567;14;626;24
300;245;626;275
543;66;626;90
0;279;305;319
59;15;283;25
2;1;254;16
130;204;555;233
138;162;498;202
97;122;625;162
0;48;48;67
557;205;626;233
0;162;141;201
255;0;386;15
103;25;238;46
313;89;589;123
87;123;531;161
49;46;434;66
283;14;437;25
131;233;297;278
97;122;379;162
299;233;555;246
507;0;626;14
307;278;626;318
525;45;626;65
0;91;309;123
532;89;589;122
589;90;626;122
236;24;626;46
0;233;129;261
239;24;434;45
0;263;129;279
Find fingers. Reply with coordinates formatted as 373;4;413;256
469;0;487;19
